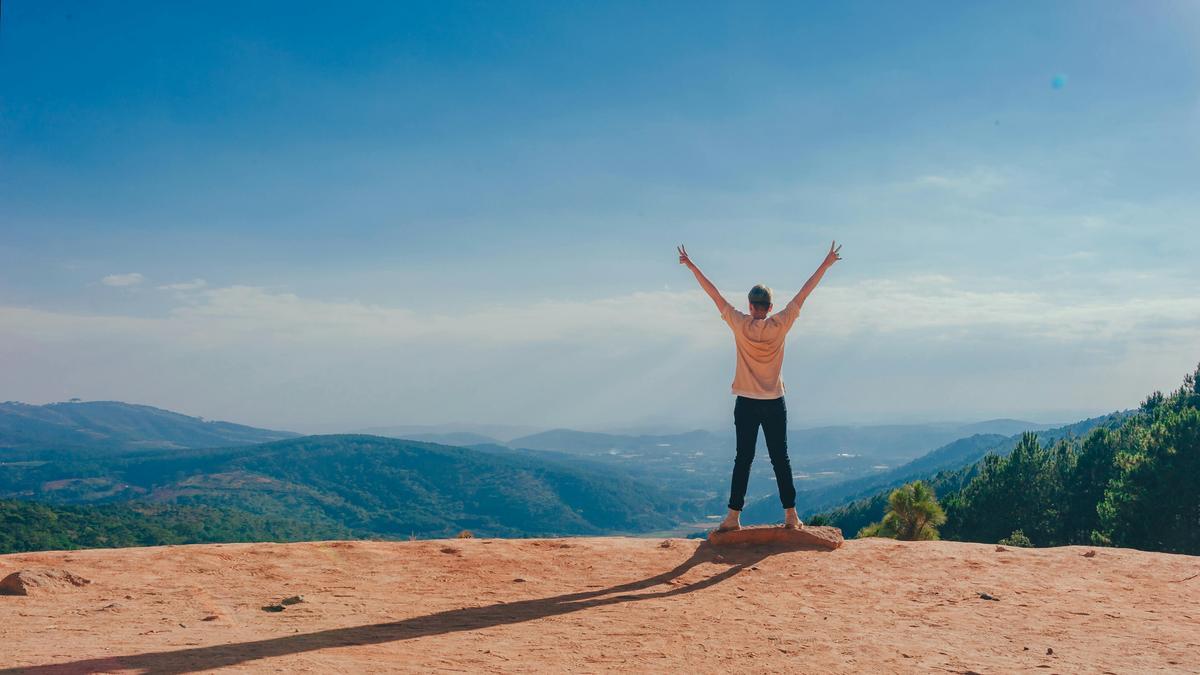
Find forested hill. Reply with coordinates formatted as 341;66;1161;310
819;364;1200;555
0;498;354;554
0;435;700;552
741;412;1124;524
0;401;298;455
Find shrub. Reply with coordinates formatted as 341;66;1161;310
855;481;946;541
998;529;1033;547
883;481;946;540
856;521;888;538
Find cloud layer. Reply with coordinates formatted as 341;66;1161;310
3;276;1196;432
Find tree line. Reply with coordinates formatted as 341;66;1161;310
853;364;1199;555
0;499;353;554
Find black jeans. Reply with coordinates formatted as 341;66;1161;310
728;395;796;511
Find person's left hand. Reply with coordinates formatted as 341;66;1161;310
678;244;696;270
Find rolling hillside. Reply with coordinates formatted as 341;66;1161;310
506;420;1055;465
740;412;1127;524
0;497;355;554
0;401;297;455
0;399;1121;548
807;411;1137;539
501;420;1060;511
0;435;700;544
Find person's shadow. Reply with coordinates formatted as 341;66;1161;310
3;540;819;675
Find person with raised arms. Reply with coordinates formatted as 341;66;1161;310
678;241;842;531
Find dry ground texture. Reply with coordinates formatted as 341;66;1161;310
1;536;1198;673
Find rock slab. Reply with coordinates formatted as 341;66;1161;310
0;568;92;596
707;525;843;550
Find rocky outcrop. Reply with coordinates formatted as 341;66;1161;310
0;568;91;596
707;524;844;550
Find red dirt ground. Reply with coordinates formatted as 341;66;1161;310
2;537;1198;673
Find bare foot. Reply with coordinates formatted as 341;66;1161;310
717;509;742;532
783;508;803;530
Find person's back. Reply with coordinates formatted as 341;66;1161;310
678;243;842;531
719;293;801;399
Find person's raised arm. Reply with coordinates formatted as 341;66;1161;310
786;241;842;310
677;245;729;312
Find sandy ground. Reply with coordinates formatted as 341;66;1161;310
1;537;1198;674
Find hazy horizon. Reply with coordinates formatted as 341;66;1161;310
2;395;1116;439
3;2;1197;432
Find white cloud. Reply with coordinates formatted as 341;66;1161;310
3;278;1197;430
804;277;1200;343
12;277;1200;352
905;167;1006;198
157;278;207;291
100;273;144;287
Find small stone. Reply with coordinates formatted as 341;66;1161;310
262;604;285;612
979;592;999;601
1082;550;1096;558
440;547;460;555
201;615;219;621
1046;647;1054;655
512;578;526;583
659;540;673;548
280;595;304;606
995;546;1008;552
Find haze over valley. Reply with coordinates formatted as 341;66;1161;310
0;396;1125;547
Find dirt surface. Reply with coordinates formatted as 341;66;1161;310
1;537;1198;673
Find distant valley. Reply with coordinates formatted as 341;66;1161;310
371;418;1064;513
0;399;1107;553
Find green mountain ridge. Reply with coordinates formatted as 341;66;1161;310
810;366;1199;555
0;498;354;554
2;394;1175;556
0;400;297;455
0;434;701;548
740;412;1128;525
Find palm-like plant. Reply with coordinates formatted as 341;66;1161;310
883;481;946;540
858;481;947;540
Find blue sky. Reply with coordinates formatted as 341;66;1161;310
2;2;1198;432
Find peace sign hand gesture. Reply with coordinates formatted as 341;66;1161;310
823;241;843;268
677;244;697;270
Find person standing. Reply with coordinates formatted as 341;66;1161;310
678;242;842;531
